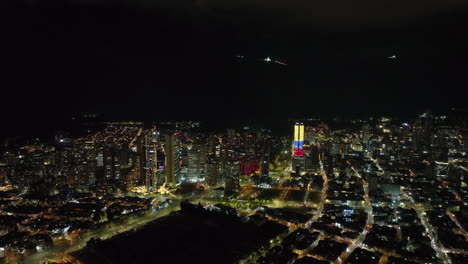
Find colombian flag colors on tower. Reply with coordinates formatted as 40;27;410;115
293;123;304;157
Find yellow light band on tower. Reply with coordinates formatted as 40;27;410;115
294;125;299;141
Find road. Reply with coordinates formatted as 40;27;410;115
305;160;328;228
448;211;468;241
337;161;374;263
403;192;452;264
15;202;183;264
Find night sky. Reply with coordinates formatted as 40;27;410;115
2;1;468;136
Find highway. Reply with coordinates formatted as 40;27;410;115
17;202;182;264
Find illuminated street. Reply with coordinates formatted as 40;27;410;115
338;160;374;263
18;202;181;264
305;159;328;227
403;191;452;264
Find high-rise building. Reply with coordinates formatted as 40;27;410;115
261;138;271;176
125;156;141;191
434;161;448;178
68;160;97;186
103;143;121;180
226;129;237;146
305;146;320;172
244;132;256;155
304;126;316;146
292;123;305;173
187;144;207;181
293;123;305;157
145;128;158;192
206;158;219;186
133;131;147;185
165;134;177;185
224;160;240;192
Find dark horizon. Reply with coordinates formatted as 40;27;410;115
2;2;468;137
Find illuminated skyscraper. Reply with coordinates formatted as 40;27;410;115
103;143;121;180
292;123;306;174
293;123;304;157
187;144;206;181
224;160;240;192
165;134;177;185
145;128;158;192
125;156;141;191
